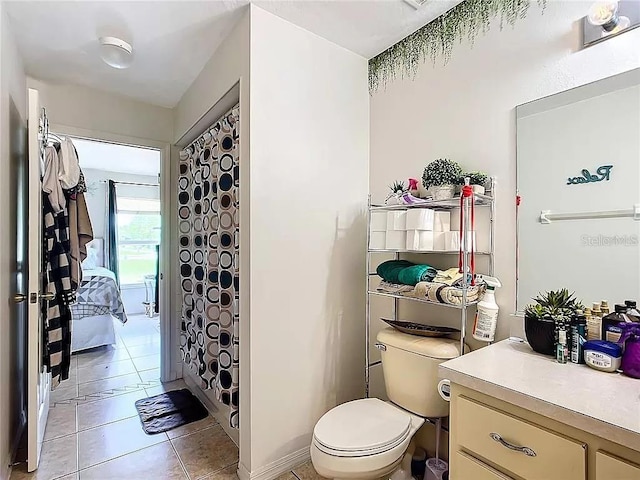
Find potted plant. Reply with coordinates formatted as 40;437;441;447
462;171;488;195
422;159;462;201
524;289;583;356
385;180;406;205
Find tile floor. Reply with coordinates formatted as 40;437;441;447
11;314;326;480
10;314;238;480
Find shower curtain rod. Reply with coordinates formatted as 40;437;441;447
99;180;159;187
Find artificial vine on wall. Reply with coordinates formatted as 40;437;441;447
369;0;547;92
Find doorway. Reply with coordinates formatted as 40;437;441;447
66;137;164;386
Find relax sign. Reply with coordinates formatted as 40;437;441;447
567;165;613;185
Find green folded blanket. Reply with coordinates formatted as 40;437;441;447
398;264;437;286
376;260;413;284
376;260;437;286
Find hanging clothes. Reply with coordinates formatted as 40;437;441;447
40;134;93;387
42;145;66;214
179;104;240;428
59;137;80;189
42;193;74;387
67;171;94;288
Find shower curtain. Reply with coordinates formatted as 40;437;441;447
178;105;240;428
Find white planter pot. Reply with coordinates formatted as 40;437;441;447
429;184;456;201
472;184;485;195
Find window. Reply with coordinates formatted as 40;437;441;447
117;197;161;285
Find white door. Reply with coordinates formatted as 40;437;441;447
26;88;51;472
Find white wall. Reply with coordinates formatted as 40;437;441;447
174;5;250;455
248;5;369;472
370;0;640;341
0;7;26;479
81;168;159;240
27;78;173;144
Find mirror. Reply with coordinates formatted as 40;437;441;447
516;68;640;312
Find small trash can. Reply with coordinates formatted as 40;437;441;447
143;274;157;317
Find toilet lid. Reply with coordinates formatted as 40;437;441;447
313;399;411;457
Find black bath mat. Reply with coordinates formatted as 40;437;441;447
135;389;209;434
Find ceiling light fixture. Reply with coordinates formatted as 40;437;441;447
403;0;429;10
99;36;133;69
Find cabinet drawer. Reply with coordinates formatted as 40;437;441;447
596;451;640;479
454;451;513;480
457;396;586;480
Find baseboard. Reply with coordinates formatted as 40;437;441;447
238;446;310;480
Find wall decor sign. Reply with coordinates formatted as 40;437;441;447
567;165;613;185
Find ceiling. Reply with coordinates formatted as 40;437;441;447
5;0;462;107
73;138;161;176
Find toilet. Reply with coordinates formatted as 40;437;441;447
311;328;464;480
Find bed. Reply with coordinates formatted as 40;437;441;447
70;240;128;352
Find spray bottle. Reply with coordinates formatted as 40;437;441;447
472;275;502;342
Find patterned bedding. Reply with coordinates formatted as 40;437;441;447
70;267;128;323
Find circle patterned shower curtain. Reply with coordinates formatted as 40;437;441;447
178;105;239;428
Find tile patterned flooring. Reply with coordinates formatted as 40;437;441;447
11;315;326;480
10;315;238;480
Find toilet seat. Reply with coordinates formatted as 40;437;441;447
313;398;412;457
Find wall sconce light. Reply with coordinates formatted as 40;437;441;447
582;1;640;48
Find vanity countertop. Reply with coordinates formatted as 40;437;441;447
439;339;640;451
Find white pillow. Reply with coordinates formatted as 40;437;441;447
82;245;99;271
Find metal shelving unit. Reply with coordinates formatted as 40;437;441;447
365;178;496;397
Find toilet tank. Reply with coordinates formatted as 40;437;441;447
376;328;464;418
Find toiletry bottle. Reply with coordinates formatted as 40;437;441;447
601;300;610;316
570;313;587;364
589;303;602;341
557;327;568;364
472;275;502;342
625;300;640;320
602;304;632;343
584;307;592;336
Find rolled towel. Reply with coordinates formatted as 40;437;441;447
397;264;438;286
376;260;414;284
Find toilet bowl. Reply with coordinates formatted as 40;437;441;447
311;329;464;480
311;398;424;480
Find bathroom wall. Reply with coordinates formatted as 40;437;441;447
177;5;370;477
369;0;640;344
248;5;369;474
0;7;26;479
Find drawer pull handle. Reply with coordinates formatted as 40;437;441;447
489;433;537;457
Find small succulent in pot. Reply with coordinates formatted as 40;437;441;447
385;180;407;205
388;180;407;194
524;289;584;356
462;171;488;195
422;159;463;200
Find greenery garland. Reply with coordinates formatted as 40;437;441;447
369;0;547;92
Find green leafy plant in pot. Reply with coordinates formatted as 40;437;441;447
422;159;462;201
524;289;583;356
463;171;488;195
